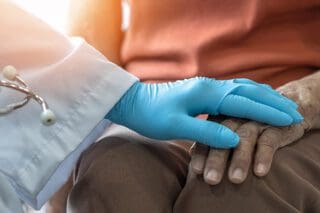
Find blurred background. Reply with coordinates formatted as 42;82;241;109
12;0;130;33
12;0;70;32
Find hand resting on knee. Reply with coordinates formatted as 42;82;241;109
190;72;320;185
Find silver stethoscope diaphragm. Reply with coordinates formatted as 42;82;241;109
0;65;56;126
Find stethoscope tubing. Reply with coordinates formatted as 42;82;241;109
0;66;55;125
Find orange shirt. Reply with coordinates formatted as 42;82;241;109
121;0;320;88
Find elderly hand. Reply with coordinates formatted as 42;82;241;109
190;72;320;185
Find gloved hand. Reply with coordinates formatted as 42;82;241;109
106;77;303;148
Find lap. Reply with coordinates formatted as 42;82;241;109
68;124;191;213
68;125;320;213
174;130;320;213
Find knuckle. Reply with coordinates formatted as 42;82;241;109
279;125;304;147
211;149;228;158
257;144;276;160
208;151;228;164
236;123;260;143
232;153;251;168
205;157;220;167
233;148;252;164
205;158;227;172
234;147;249;157
258;131;279;150
237;128;252;139
221;119;242;130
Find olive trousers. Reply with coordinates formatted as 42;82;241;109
67;125;320;213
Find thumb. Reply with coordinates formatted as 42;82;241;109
172;116;240;148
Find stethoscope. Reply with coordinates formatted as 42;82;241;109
0;65;56;126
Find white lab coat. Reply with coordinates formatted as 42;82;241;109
0;1;138;212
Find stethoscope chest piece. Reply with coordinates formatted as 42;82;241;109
0;65;56;126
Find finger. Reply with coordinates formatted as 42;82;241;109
174;116;240;148
204;149;230;185
203;119;242;185
254;125;305;177
228;122;262;184
233;78;298;109
190;143;209;174
219;95;293;126
232;86;303;123
186;162;199;184
234;78;275;95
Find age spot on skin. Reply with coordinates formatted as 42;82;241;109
298;88;313;104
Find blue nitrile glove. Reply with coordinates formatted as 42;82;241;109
106;77;303;148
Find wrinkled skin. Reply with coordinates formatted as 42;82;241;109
190;71;320;185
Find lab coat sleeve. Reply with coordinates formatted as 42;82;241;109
0;0;138;210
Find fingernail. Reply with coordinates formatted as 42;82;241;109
206;170;219;183
232;168;243;181
256;164;267;176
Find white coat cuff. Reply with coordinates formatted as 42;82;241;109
8;54;138;209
